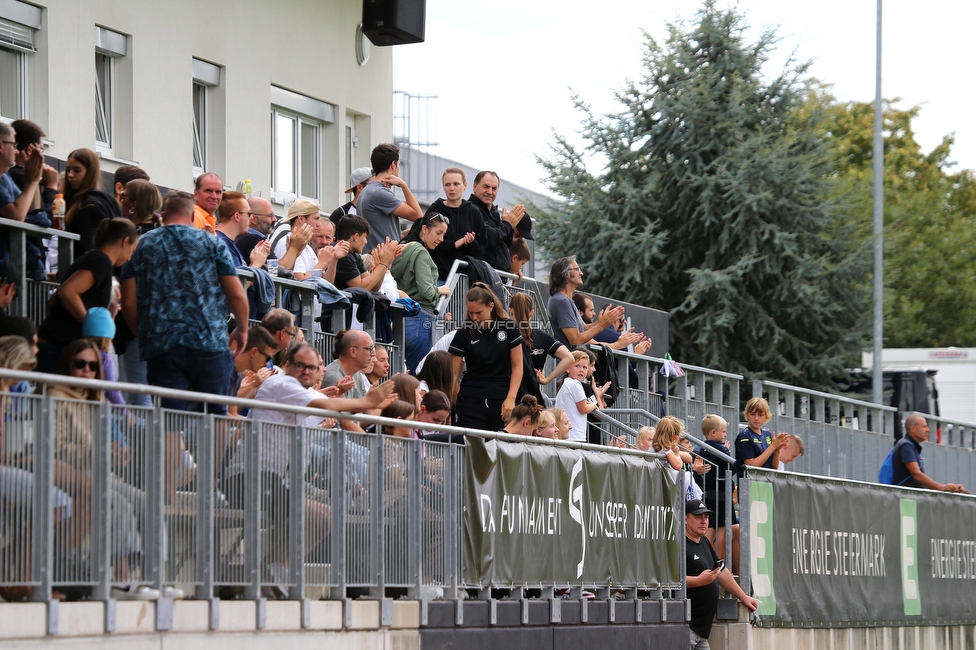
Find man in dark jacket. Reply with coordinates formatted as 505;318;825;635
469;170;532;272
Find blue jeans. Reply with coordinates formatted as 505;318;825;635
146;346;232;415
119;338;152;407
403;309;436;375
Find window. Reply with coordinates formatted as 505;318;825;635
192;58;220;175
0;1;41;122
270;86;334;204
95;26;126;156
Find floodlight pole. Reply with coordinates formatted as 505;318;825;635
872;0;884;407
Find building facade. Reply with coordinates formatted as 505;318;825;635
0;0;392;211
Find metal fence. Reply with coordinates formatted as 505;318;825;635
0;369;687;616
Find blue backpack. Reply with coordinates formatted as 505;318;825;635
878;438;913;485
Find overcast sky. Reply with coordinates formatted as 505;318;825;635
392;0;974;196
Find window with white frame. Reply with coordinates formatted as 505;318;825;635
95;26;126;156
192;58;220;175
270;86;334;204
0;1;41;122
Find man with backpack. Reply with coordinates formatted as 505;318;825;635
890;415;966;493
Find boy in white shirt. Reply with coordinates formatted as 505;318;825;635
555;350;609;442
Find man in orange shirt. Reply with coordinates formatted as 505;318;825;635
193;172;223;233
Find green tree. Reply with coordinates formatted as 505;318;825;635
814;96;976;347
534;2;869;388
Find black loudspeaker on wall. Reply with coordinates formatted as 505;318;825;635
362;0;426;46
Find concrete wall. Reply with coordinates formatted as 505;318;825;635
23;0;392;210
0;599;420;648
711;622;976;650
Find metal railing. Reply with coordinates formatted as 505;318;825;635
752;379;898;482
1;217;79;322
0;368;686;621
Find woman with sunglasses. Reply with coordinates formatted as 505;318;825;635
37;218;139;373
390;212;452;374
47;339;167;600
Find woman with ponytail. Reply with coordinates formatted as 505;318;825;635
37;218;139;371
448;282;523;432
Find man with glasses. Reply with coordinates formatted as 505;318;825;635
546;256;623;348
9;120;58;226
322;329;375;400
222;341;397;594
0;122;44;225
234;195;278;265
260;308;303;367
227;326;278;404
215;191;270;268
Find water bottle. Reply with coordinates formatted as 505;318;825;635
241;179;253;197
267;259;278;277
52;193;65;230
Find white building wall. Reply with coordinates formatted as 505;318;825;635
17;0;392;212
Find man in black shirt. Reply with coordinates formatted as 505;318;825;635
685;499;757;649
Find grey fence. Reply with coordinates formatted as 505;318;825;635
0;369;686;626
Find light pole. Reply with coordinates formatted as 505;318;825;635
872;0;884;407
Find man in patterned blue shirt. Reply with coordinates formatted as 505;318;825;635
121;190;249;414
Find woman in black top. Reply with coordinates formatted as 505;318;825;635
449;282;523;432
63;148;122;260
510;292;573;403
119;178;162;234
37;218;139;372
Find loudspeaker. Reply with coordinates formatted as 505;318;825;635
362;0;426;46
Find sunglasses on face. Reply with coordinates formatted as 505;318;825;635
72;358;99;372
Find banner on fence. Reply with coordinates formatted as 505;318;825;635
749;469;976;626
463;438;681;587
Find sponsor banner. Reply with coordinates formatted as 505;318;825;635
463;437;682;587
749;469;976;626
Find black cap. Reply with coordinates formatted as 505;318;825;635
686;499;711;515
0;261;21;290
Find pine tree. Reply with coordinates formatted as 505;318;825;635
534;2;869;388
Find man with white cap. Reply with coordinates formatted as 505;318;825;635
269;199;346;281
685;498;757;649
329;166;372;227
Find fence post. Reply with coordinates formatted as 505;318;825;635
195;413;218;628
92;401;112;608
369;434;386;598
330;428;348;601
243;419;261;602
407;439;423;598
288;424;310;626
444;444;460;603
31;393;57;633
752;380;763;400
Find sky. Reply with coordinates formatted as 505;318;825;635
392;0;976;196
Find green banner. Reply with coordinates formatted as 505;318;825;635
748;469;976;626
463;437;682;587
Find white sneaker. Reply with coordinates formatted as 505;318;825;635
111;585;160;600
162;586;185;600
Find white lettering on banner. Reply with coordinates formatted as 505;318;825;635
633;504;676;541
479;495;495;532
569;458;586;579
930;538;976;580
791;527;887;577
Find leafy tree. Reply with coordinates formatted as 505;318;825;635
534;2;869;388
814;96;976;347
